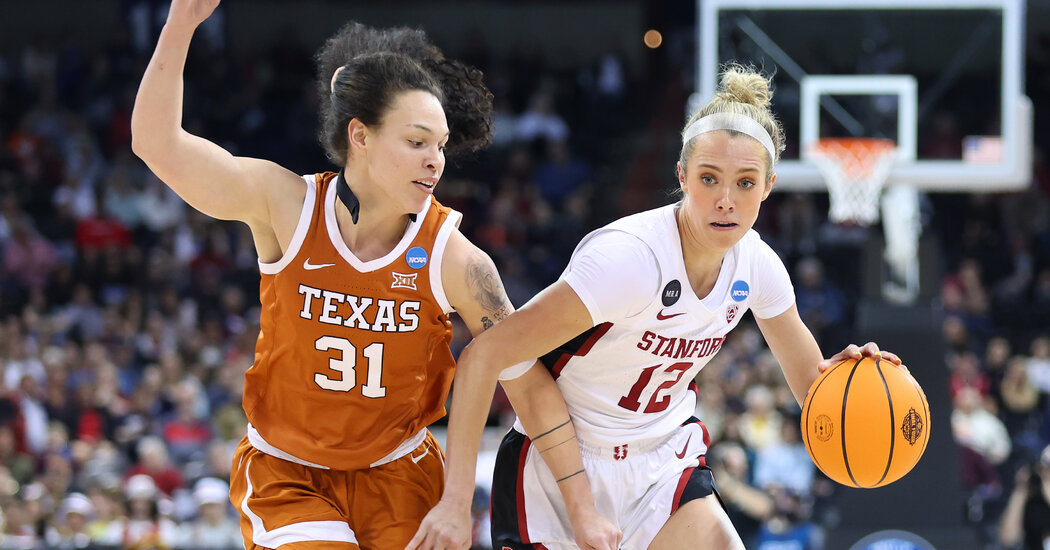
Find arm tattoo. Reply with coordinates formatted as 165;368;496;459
466;251;511;331
556;469;586;483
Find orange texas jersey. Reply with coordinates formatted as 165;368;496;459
243;171;461;471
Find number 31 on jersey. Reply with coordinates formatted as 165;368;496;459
313;336;386;398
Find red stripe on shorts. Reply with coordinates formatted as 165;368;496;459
517;437;532;543
671;466;695;515
551;353;571;379
576;322;613;355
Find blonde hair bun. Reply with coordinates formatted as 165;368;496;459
715;63;772;109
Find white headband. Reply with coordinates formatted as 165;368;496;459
682;112;776;161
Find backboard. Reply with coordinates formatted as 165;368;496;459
694;0;1031;192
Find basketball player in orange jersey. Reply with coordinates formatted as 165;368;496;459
130;1;621;549
411;65;907;550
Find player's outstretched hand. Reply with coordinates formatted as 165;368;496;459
166;0;221;31
817;342;904;373
569;506;623;550
405;498;471;550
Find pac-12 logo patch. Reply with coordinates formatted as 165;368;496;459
725;304;739;324
405;246;428;269
731;280;749;302
391;272;417;290
662;280;682;307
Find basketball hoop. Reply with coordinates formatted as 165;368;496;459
806;138;897;225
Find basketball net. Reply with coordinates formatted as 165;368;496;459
806;138;921;304
806;138;897;226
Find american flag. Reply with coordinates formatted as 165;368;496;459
962;136;1003;164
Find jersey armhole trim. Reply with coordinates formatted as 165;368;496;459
258;175;316;275
430;209;463;314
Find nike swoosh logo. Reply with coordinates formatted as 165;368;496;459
657;309;686;321
675;435;692;459
410;447;429;464
303;258;336;271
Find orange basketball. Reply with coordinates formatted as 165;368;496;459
800;356;930;488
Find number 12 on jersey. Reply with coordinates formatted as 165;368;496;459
314;336;386;398
617;361;692;413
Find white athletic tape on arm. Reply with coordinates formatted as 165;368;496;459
497;359;538;381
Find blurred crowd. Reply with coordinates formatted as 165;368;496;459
0;3;630;548
938;192;1050;549
0;3;1049;550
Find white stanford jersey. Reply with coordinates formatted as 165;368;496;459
519;203;794;446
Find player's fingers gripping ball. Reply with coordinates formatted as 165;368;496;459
801;356;930;488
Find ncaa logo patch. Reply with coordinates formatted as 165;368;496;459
405;246;428;269
662;280;682;307
730;280;750;302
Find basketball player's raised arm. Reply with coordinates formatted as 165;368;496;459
131;0;300;226
756;304;903;406
408;232;620;550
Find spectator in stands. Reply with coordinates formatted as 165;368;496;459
754;489;824;550
533;139;594;205
174;477;240;549
0;424;34;487
709;442;774;547
739;385;784;452
985;337;1012;396
953;386;1011;493
999;444;1050;549
117;474;179;549
1000;356;1044;455
0;494;42;548
753;418;814;497
1027;336;1050;395
124;436;184;497
160;377;212;465
102;162;145;232
793;256;846;352
2;214;58;293
85;484;126;546
515;91;569;144
44;492;94;549
949;351;992;401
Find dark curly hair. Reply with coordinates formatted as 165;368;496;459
315;22;493;166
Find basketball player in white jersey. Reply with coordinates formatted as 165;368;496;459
410;63;905;550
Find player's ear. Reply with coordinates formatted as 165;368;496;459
348;118;369;154
676;162;687;194
762;172;776;201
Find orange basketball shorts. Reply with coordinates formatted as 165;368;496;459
229;431;445;549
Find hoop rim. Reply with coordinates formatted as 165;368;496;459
809;137;897;156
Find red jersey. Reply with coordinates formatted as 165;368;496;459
243;172;460;470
